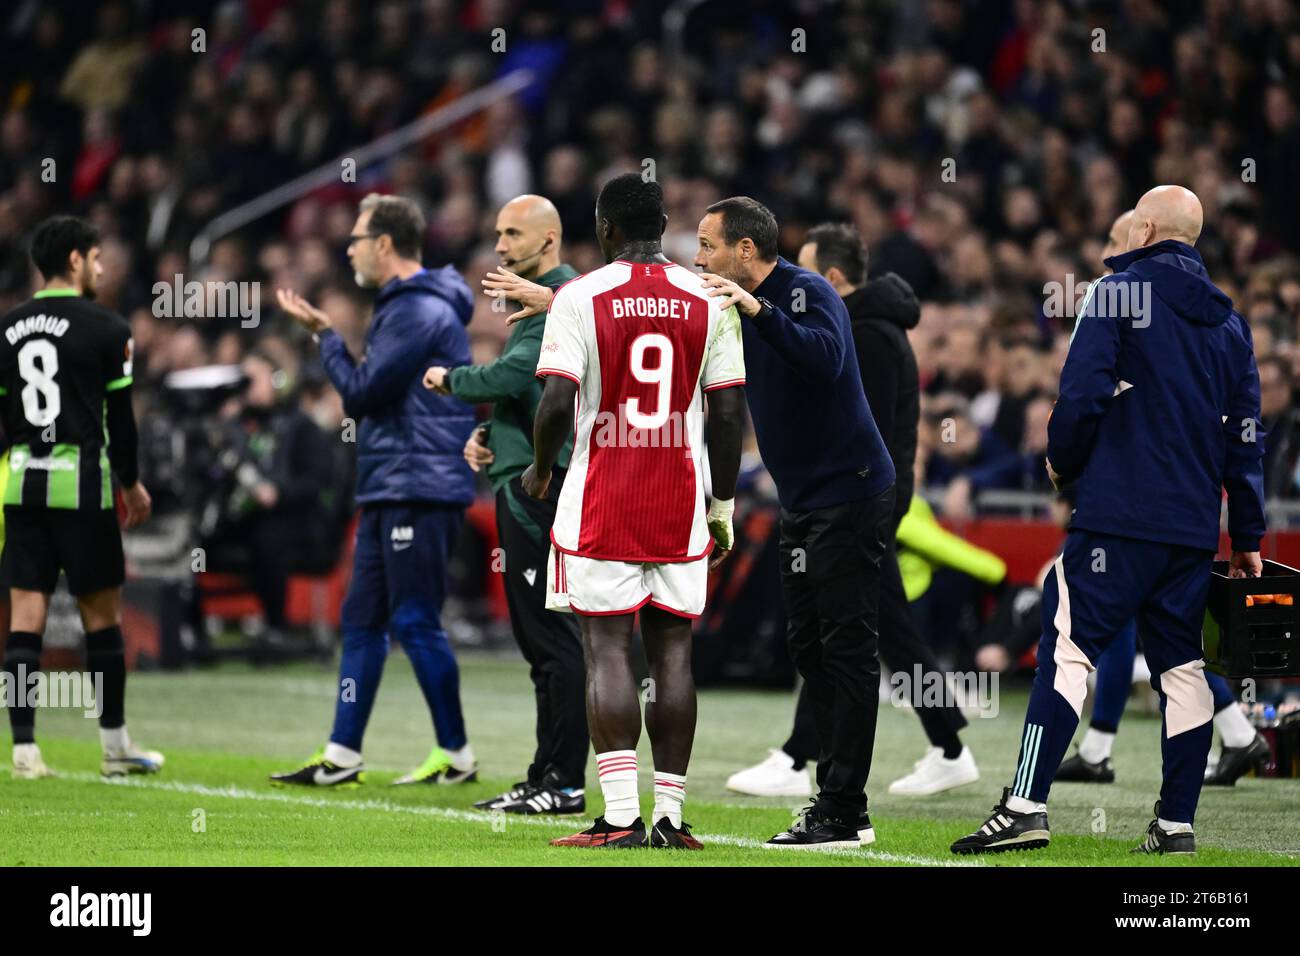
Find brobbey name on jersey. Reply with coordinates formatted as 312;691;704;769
608;297;695;321
5;313;70;344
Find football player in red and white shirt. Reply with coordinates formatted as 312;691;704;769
522;173;745;849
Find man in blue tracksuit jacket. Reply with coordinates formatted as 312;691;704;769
954;186;1266;856
273;194;478;787
697;197;896;848
1058;212;1265;790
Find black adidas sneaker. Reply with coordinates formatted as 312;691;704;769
650;817;702;850
475;781;535;810
1055;750;1115;783
950;787;1050;854
502;782;585;815
1131;801;1195;855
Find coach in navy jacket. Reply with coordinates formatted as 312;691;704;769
700;254;894;513
697;197;895;847
954;186;1266;857
1048;238;1266;553
275;194;478;788
318;265;477;506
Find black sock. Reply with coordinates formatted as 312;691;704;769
85;626;126;730
938;732;964;760
3;631;43;744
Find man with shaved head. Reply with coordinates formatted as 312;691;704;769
424;195;589;815
1056;208;1264;790
955;185;1266;856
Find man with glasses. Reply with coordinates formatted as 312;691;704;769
273;193;479;788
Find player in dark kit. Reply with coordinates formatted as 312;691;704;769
0;215;158;779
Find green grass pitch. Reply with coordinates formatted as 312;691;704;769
2;655;1296;867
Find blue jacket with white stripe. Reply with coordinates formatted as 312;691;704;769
1048;240;1265;553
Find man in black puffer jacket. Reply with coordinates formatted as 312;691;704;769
727;223;980;801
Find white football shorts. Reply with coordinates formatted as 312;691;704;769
545;546;708;619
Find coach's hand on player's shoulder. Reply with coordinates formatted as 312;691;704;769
521;462;550;499
482;268;554;325
423;366;451;394
1229;550;1263;578
699;273;760;317
121;482;152;530
464;427;495;473
275;288;331;333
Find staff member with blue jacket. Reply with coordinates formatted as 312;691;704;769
697;197;896;849
953;185;1266;856
273;193;479;788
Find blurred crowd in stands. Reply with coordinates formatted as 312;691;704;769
2;0;1299;531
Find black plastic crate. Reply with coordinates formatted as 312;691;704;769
1203;559;1300;678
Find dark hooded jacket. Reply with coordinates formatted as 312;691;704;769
846;272;920;523
1048;240;1265;552
318;266;476;506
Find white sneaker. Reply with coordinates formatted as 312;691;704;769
102;745;165;777
725;749;813;797
887;746;980;796
12;743;57;779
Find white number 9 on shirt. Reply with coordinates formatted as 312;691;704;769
626;333;673;429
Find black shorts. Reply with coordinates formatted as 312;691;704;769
2;505;125;596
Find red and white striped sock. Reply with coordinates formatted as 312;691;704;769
653;771;686;828
595;750;639;826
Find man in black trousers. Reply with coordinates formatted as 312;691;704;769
424;195;587;813
697;199;896;848
727;223;981;800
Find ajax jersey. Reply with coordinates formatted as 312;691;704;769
536;261;744;562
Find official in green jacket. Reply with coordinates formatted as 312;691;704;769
423;195;587;814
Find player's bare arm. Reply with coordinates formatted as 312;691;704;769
523;374;577;498
704;385;745;570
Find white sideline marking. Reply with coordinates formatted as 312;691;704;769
66;773;981;867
